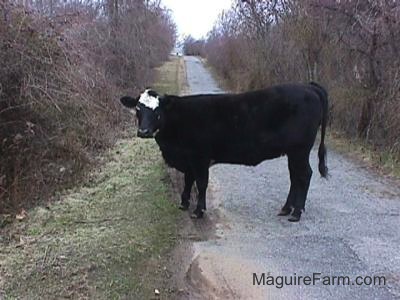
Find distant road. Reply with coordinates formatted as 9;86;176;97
182;55;400;300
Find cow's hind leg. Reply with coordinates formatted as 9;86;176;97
191;163;209;219
287;152;312;222
179;171;195;210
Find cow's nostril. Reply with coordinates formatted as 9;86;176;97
137;128;152;138
138;128;149;134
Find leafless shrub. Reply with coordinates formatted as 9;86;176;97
0;0;175;213
183;35;206;56
204;0;400;161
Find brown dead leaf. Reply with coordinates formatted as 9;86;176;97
16;236;25;248
15;209;28;221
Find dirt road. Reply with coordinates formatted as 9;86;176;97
177;56;400;300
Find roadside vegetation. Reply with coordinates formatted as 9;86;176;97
0;0;175;215
0;55;185;299
184;0;400;177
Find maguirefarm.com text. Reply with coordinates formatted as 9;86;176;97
253;272;386;289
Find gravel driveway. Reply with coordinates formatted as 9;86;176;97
181;56;400;300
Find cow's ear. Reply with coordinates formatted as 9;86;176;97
120;96;138;108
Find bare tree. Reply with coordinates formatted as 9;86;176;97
204;0;400;160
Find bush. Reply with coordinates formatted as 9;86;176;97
0;0;175;213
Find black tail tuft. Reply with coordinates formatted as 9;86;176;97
318;143;328;178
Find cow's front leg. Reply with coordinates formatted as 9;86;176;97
179;171;194;210
278;157;297;216
191;165;209;219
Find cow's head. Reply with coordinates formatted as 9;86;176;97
120;89;166;138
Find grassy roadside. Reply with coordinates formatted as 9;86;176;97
326;132;400;179
0;56;185;299
153;55;189;95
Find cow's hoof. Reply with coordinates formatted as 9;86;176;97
288;210;301;222
288;215;301;222
179;204;189;211
278;208;292;216
190;209;204;219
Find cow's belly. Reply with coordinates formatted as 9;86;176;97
158;139;286;169
215;155;284;166
212;140;286;166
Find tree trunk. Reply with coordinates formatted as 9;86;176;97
357;27;379;140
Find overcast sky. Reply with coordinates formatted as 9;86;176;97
162;0;233;40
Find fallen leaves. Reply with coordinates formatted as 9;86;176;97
15;209;28;221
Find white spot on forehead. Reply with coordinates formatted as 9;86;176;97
138;89;159;110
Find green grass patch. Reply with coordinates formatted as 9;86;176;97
0;139;179;299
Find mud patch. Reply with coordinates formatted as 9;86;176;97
186;251;267;300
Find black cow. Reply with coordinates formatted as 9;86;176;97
120;82;328;222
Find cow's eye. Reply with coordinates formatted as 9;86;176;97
157;115;161;120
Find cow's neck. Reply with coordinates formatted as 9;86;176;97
156;99;190;142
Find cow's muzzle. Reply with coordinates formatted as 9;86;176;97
137;128;153;138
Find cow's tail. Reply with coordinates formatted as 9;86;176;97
310;82;329;178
